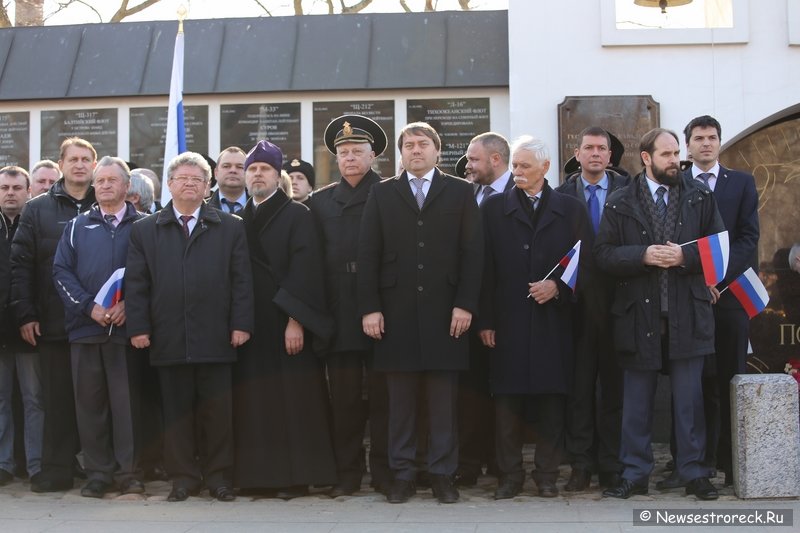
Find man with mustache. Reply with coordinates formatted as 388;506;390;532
595;128;724;501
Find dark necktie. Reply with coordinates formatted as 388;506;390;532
180;215;193;239
697;172;713;188
479;186;495;206
586;184;600;234
655;186;667;222
103;214;117;227
411;177;426;209
529;195;539;211
221;198;241;214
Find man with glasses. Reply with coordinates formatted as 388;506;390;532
126;152;254;502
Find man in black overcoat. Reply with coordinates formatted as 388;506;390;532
357;122;483;504
310;115;391;496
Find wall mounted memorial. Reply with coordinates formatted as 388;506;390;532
406;98;490;176
129;106;209;178
0;112;30;169
720;112;800;375
557;95;660;181
220;103;301;161
41;109;117;162
313;100;395;187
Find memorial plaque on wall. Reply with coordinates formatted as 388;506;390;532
407;98;490;175
719;114;800;375
557;95;660;181
313;100;395;187
0;112;30;169
41;109;117;161
220;103;301;159
129;106;209;178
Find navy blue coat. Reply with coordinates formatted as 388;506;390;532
52;202;143;342
477;184;592;394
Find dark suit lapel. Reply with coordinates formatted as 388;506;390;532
391;172;422;213
713;165;731;200
421;169;446;212
505;187;532;230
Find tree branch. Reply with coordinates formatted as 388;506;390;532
0;4;11;27
293;0;303;15
399;0;411;13
458;0;471;9
110;0;163;23
251;0;273;16
341;0;372;14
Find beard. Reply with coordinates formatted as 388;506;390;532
651;161;681;187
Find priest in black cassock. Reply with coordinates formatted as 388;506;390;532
232;140;337;499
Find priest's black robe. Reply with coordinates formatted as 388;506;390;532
233;189;337;489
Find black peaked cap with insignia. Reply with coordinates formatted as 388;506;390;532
324;114;387;157
282;158;316;187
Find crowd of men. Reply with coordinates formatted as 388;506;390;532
0;113;758;505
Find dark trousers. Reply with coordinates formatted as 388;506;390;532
70;341;141;484
385;370;458;481
668;305;748;478
326;350;390;488
39;340;79;482
158;363;233;492
621;354;707;485
138;352;164;475
457;335;495;478
565;321;623;474
495;393;565;485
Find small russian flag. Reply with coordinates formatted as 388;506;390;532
697;231;729;286
728;267;770;319
558;240;581;292
94;268;125;308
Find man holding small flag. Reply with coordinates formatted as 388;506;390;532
53;157;146;498
477;136;591;499
683;115;759;487
595;128;725;501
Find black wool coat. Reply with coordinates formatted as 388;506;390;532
309;169;381;353
125;202;254;366
357;169;483;372
477;185;592;394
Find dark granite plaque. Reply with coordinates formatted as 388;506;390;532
0;112;30;169
41;109;118;161
129;106;209;178
720;113;800;375
220;103;301;158
406;98;490;175
558;95;660;180
312;100;395;187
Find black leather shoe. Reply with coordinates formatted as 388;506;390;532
276;485;308;500
329;482;360;498
167;486;197;502
0;469;13;486
564;468;591;492
80;479;110;498
386;479;416;504
119;478;145;495
211;486;236;502
603;478;648;499
430;474;459;504
453;471;478;487
685;477;718;500
598;471;621;489
537;481;559;498
493;478;523;500
30;473;73;493
656;470;687;490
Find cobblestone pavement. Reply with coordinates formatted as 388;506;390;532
0;444;797;532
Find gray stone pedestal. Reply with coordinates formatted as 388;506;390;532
731;373;800;498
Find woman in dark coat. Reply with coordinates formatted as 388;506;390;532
233;140;337;498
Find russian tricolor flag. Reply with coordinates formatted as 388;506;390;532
728;267;770;319
558;240;581;292
94;268;125;309
161;21;186;206
697;231;729;286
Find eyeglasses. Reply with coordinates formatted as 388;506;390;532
171;175;206;185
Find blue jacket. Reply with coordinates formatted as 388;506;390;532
52;202;143;342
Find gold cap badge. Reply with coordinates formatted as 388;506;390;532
342;122;352;136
